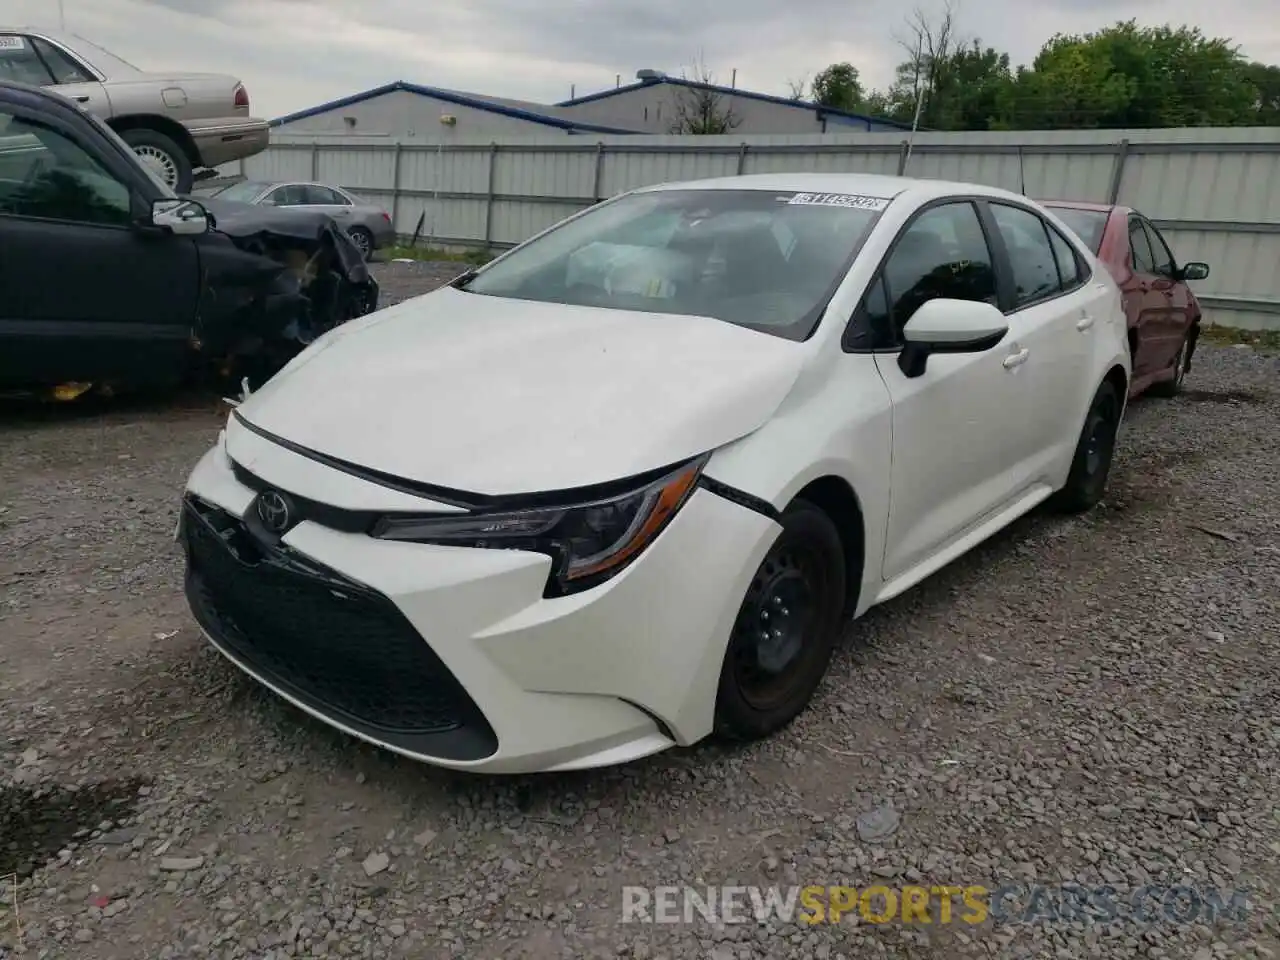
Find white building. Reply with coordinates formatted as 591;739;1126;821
555;70;913;135
270;72;911;139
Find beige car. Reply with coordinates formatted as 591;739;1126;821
0;28;268;191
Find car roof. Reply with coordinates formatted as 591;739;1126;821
1040;199;1127;215
245;180;354;193
633;172;1039;207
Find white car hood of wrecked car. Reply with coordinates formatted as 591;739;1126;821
232;286;807;496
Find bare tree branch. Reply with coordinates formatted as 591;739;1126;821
892;0;964;126
668;52;743;134
786;74;811;101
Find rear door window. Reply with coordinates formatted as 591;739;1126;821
304;185;349;205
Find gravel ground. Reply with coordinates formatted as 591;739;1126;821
1;262;1278;959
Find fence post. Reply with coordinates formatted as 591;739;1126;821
390;142;403;231
310;142;319;180
483;142;498;250
737;142;749;175
896;139;910;176
592;142;606;203
1107;139;1130;204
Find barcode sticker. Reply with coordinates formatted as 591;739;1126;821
786;192;890;210
0;36;28;51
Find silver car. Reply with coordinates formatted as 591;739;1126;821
0;28;268;191
208;180;397;259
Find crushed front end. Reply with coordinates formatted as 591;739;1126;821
193;202;380;387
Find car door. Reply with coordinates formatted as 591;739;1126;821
869;200;1036;582
27;36;114;118
1139;217;1193;357
1125;214;1169;377
300;184;352;220
261;183;306;207
984;201;1094;474
0;102;201;389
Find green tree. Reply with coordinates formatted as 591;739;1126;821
812;62;864;112
999;21;1256;128
1244;61;1280;124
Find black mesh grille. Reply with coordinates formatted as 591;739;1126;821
181;496;496;758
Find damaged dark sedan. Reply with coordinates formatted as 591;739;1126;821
0;79;378;399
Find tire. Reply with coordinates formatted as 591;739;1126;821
714;500;846;740
1147;334;1189;398
120;128;193;193
1052;380;1122;514
348;227;374;261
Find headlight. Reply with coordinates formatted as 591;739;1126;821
371;455;707;596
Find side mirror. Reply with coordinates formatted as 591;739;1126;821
898;298;1009;378
151;197;209;236
1180;261;1210;282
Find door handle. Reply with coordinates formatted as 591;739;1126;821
1076;315;1095;331
73;95;90;103
1002;348;1030;370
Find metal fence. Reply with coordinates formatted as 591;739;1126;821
219;127;1280;330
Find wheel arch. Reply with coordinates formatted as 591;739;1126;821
107;114;201;166
787;474;866;618
1102;362;1129;414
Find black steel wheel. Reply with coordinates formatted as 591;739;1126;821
1052;379;1121;514
714;500;846;740
348;227;374;260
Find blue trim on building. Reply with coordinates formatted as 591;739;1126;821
271;81;641;134
555;78;915;132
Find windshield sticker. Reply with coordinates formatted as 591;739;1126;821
786;192;890;211
0;36;28;51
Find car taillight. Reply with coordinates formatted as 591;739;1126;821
233;83;249;109
381;211;391;222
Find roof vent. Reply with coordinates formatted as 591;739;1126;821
636;69;665;82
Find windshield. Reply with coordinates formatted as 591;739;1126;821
1045;206;1109;253
69;33;141;71
213;180;268;203
462;188;890;340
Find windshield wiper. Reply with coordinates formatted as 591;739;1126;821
450;268;478;290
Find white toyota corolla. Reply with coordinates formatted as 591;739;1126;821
179;172;1130;774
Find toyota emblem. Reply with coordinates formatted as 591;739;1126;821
256;490;293;534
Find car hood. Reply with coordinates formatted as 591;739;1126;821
234;287;807;496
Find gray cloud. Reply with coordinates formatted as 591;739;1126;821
10;0;1277;118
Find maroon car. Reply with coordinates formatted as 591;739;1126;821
1041;201;1211;399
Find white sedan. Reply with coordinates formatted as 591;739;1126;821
179;173;1130;774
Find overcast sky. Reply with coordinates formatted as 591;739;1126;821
10;0;1280;119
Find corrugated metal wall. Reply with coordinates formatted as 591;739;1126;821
220;127;1280;329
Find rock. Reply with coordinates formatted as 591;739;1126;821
362;852;390;877
158;857;204;872
857;802;901;843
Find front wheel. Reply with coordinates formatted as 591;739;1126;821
1052;380;1122;514
347;227;374;261
714;500;846;741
